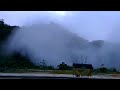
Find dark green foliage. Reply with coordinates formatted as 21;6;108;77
46;66;55;70
93;67;119;74
99;67;107;73
111;68;117;72
0;20;19;43
57;62;72;70
39;65;55;70
0;52;38;69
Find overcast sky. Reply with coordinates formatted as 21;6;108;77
0;11;120;41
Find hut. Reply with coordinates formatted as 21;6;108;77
73;63;93;77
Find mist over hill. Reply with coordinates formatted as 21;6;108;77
0;20;120;69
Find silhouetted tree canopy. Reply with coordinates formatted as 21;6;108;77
0;52;38;69
0;19;19;43
57;62;71;70
0;20;37;69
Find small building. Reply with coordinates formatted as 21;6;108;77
73;63;93;69
72;63;94;77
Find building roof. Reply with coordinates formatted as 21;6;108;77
73;63;93;69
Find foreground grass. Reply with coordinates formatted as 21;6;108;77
51;70;74;74
0;69;73;74
0;69;74;74
0;69;52;73
0;69;120;75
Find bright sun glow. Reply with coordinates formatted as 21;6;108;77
55;11;66;16
48;11;67;16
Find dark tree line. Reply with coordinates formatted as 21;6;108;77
0;20;38;70
57;62;72;70
0;52;37;69
0;20;19;43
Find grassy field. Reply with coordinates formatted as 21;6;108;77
0;69;74;74
51;70;74;74
0;69;120;75
0;69;53;73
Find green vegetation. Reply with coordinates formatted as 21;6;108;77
52;70;73;74
93;67;120;74
57;62;72;70
0;20;19;43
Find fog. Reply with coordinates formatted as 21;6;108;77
4;20;95;67
2;11;120;69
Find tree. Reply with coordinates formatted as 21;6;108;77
0;52;37;69
57;62;70;70
111;68;117;72
0;19;19;43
